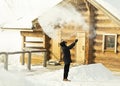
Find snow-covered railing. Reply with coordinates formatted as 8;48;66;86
0;49;47;70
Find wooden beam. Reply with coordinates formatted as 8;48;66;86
21;31;43;37
1;27;33;31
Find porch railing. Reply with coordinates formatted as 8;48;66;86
0;49;47;71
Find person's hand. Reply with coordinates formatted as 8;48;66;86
75;39;78;43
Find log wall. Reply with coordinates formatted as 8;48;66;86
92;7;120;71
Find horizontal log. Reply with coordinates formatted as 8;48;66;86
94;39;102;43
21;31;43;37
93;45;102;51
95;16;110;20
95;10;104;15
96;31;120;35
95;23;119;27
93;52;120;58
24;41;43;45
95;19;111;23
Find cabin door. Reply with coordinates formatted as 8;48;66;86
76;32;86;64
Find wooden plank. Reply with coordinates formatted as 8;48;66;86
24;47;44;49
21;31;43;37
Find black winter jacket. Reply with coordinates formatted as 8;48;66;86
60;41;77;64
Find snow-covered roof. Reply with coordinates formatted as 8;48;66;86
1;0;120;29
0;0;62;29
88;0;120;25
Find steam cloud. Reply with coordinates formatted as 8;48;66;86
38;3;88;40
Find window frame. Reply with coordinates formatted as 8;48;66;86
102;34;117;53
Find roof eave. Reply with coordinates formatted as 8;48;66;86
0;27;33;32
87;0;120;26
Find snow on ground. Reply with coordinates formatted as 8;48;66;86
0;63;120;86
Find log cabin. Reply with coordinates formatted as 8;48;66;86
19;0;120;71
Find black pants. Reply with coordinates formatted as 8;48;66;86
63;63;70;79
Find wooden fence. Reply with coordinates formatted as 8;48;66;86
0;49;47;70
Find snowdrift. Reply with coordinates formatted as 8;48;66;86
0;63;120;86
27;63;120;86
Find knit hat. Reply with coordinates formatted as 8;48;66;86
60;41;67;46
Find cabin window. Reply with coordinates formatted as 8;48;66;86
102;34;117;53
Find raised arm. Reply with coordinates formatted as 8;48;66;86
68;39;78;49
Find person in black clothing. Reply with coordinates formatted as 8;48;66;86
60;39;78;81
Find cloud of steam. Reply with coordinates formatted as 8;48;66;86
38;3;88;40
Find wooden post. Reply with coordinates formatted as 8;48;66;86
85;2;95;64
4;53;8;70
27;52;31;70
21;51;25;65
21;36;25;65
43;51;47;67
